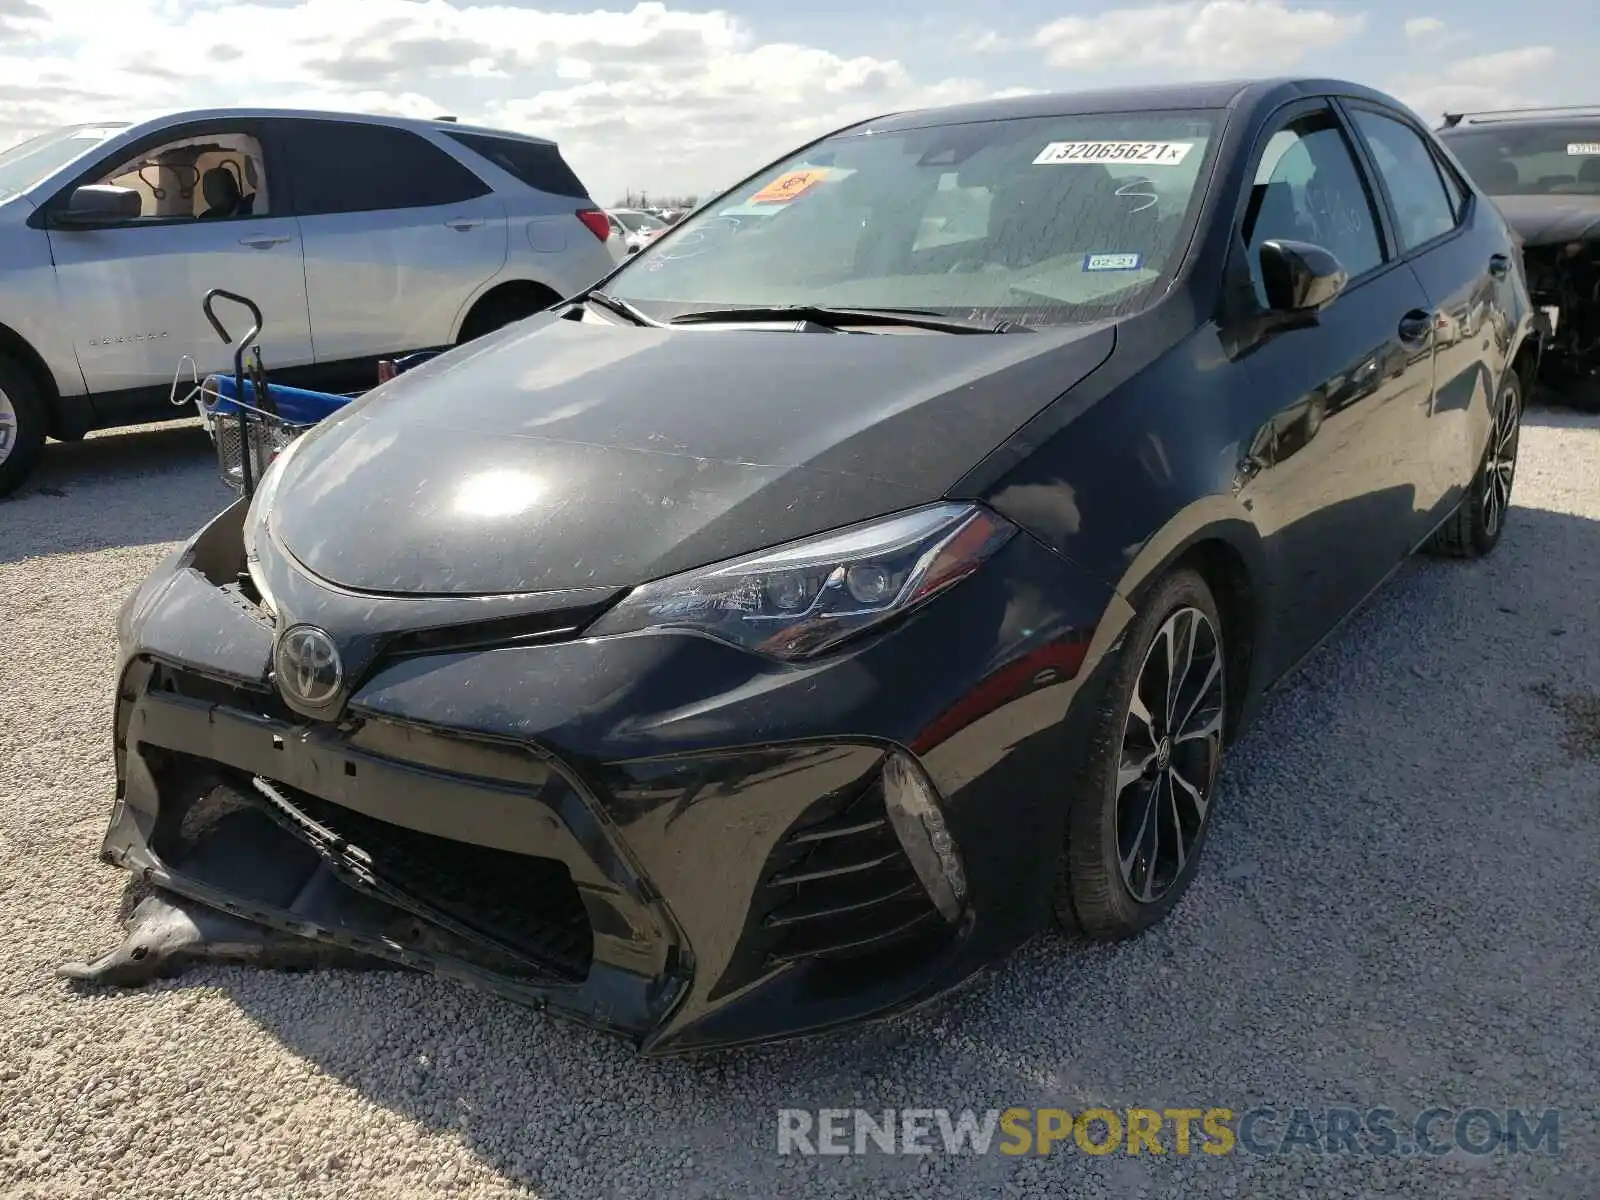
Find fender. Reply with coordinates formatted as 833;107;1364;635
0;195;88;403
1104;498;1273;742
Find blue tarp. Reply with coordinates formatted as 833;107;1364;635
203;374;353;425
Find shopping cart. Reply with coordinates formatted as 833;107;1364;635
174;289;444;498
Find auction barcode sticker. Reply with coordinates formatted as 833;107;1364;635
1567;142;1600;155
1034;141;1194;166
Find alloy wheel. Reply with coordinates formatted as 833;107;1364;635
1480;386;1520;538
1115;606;1226;904
0;386;15;465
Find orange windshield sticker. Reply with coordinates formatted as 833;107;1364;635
750;168;831;204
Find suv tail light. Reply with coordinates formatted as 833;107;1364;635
576;209;611;242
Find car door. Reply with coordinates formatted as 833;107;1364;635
1224;99;1439;677
270;118;510;367
42;120;313;395
1343;102;1508;521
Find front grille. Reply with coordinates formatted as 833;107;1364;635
257;778;594;981
752;764;945;968
376;602;614;662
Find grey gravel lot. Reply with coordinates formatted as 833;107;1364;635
1;410;1598;1200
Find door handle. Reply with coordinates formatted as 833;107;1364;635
1488;253;1511;279
239;235;291;249
445;218;484;231
1397;309;1435;346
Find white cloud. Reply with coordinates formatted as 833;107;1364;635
1403;16;1446;41
1388;46;1559;121
0;0;995;202
1032;0;1363;72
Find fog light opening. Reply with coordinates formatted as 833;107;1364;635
882;750;967;923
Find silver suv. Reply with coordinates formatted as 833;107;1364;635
0;108;622;496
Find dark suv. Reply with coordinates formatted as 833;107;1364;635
1437;105;1600;407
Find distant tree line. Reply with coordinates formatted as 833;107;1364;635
612;190;699;210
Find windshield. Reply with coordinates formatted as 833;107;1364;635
1441;123;1600;196
606;109;1220;327
0;123;127;197
614;210;666;233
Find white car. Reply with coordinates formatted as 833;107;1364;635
0;108;621;496
606;208;670;254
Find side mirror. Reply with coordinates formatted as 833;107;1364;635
56;184;142;226
1259;239;1347;313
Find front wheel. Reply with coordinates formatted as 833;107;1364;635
0;355;46;499
1054;568;1228;940
1425;371;1522;559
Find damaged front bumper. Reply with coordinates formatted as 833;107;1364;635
68;499;1125;1054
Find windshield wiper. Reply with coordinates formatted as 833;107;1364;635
668;305;1028;334
584;290;663;327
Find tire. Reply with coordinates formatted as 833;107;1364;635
1053;567;1228;940
457;288;557;344
1424;370;1522;559
0;355;47;500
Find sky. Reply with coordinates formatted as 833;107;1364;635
0;0;1589;204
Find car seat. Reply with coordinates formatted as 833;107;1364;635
199;167;242;219
1578;158;1600;187
984;164;1159;269
1476;158;1519;192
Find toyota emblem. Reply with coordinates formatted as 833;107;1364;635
274;625;343;708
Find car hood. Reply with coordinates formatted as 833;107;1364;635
268;313;1115;596
1492;194;1600;247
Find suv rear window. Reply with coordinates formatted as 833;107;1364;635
446;132;591;199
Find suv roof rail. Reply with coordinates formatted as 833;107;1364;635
1440;103;1600;128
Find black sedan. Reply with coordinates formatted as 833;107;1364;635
72;77;1538;1054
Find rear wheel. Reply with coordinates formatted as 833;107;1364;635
1425;371;1521;559
1054;568;1228;940
458;286;559;343
0;355;46;499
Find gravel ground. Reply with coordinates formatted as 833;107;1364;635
1;410;1597;1200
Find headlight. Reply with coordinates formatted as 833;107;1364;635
240;436;303;619
585;503;1016;659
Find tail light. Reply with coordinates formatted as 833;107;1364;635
576;209;611;242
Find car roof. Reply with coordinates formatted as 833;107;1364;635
100;107;556;147
848;77;1408;133
1438;105;1600;131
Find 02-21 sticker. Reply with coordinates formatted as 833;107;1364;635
1083;253;1145;272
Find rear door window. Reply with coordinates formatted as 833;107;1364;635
276;120;491;215
1348;109;1460;251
